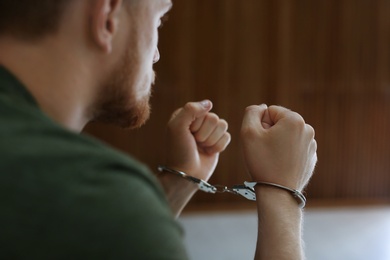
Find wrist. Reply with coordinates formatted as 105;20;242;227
255;185;304;260
255;185;303;213
156;169;199;218
245;180;306;208
158;170;199;193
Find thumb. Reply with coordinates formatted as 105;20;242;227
241;104;269;133
261;107;272;129
169;100;213;127
267;105;294;125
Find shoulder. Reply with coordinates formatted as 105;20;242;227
52;141;189;259
62;168;188;259
1;127;189;258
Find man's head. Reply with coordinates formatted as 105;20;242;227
0;0;172;129
91;0;171;129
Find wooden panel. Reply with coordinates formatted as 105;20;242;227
85;0;390;204
285;0;390;199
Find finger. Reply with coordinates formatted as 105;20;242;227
305;149;318;184
306;139;318;177
204;132;231;154
169;100;213;128
241;104;269;135
262;107;272;129
267;105;295;125
305;124;315;140
193;113;220;143
309;139;317;155
200;119;228;147
190;116;206;133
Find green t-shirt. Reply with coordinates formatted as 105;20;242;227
0;67;188;259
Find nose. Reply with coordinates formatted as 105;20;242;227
153;49;160;64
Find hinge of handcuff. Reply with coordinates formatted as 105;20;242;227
158;166;306;207
157;165;256;201
192;180;256;201
204;184;256;201
198;183;256;201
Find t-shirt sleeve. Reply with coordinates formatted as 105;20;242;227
64;167;189;260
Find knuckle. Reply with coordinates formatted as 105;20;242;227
306;124;315;138
291;112;305;123
288;112;305;128
224;132;232;146
218;119;228;131
245;105;259;112
194;132;207;143
268;105;280;110
313;139;318;151
269;105;290;113
244;105;264;116
183;102;197;112
205;113;219;124
222;132;231;142
216;133;231;152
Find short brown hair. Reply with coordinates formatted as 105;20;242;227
0;0;72;40
0;0;138;41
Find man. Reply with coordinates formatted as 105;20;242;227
0;0;317;259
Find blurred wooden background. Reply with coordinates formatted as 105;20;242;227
85;0;390;206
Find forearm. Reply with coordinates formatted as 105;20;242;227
157;173;199;218
255;186;304;260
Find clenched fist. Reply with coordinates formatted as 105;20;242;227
241;104;317;191
164;100;231;182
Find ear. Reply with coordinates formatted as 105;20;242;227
90;0;123;53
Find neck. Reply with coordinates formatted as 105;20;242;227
0;37;100;133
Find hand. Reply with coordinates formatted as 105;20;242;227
241;104;317;191
164;100;231;181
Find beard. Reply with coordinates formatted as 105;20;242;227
91;45;154;129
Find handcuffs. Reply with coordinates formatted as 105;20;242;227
158;165;306;208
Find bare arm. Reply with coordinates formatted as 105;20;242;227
241;105;317;259
157;172;198;218
158;100;231;217
255;187;304;259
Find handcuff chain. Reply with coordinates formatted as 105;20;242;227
157;166;256;200
157;165;305;207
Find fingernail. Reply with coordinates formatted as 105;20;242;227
200;100;211;109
